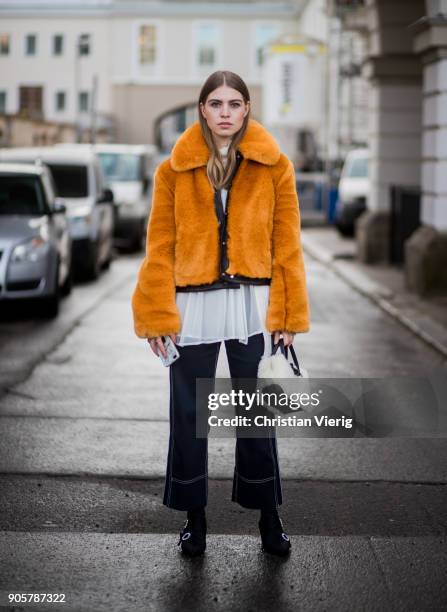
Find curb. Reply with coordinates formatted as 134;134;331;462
301;234;447;360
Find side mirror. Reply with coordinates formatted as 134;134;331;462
53;197;67;214
97;187;114;204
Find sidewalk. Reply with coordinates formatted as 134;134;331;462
301;226;447;361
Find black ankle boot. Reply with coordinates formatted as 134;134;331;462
177;508;207;557
259;509;291;557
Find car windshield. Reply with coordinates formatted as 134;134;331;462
0;174;46;215
345;157;368;178
47;164;88;198
98;153;142;182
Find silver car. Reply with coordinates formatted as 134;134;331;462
0;146;115;280
56;143;157;252
0;162;72;318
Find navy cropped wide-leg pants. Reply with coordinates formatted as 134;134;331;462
162;332;283;511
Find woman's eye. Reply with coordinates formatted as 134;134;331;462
209;102;241;108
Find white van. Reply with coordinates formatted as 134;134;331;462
0;146;114;279
335;148;369;237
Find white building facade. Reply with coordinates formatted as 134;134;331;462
0;0;310;145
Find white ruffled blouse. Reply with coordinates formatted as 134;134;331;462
175;144;270;353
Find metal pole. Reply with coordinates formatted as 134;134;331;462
74;35;81;143
90;74;98;144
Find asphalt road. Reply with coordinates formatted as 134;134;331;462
0;251;446;611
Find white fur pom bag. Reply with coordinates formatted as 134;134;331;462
258;337;308;379
257;337;309;413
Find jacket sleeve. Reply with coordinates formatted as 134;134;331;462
131;163;181;338
266;158;310;334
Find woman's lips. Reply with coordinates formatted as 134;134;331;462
218;123;232;127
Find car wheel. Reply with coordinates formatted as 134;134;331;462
131;220;146;252
40;262;60;318
101;239;114;271
335;220;355;237
85;241;101;281
60;260;73;296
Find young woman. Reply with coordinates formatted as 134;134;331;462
132;70;310;557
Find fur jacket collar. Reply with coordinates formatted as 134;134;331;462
170;118;282;172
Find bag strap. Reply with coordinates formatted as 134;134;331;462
287;344;301;376
270;336;302;376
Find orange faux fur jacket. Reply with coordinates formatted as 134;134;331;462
131;118;310;338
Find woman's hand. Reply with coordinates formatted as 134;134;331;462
147;334;177;358
273;330;295;347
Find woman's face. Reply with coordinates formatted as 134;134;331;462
200;84;250;141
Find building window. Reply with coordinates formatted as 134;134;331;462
139;25;157;65
78;33;91;56
19;86;43;118
55;91;66;112
79;91;89;113
25;34;37;56
196;23;219;67
0;34;10;55
134;21;162;78
254;23;280;67
53;34;64;56
0;91;7;114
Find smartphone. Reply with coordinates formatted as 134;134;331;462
158;335;180;367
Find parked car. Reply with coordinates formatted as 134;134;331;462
95;144;156;251
335;148;369;237
0;146;115;280
0;162;72;317
56;143;157;251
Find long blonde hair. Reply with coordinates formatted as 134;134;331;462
198;70;251;189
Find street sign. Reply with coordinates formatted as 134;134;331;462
263;41;326;127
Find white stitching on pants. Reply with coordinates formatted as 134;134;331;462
235;447;239;502
172;473;207;484
236;472;275;484
167;366;175;506
274;435;283;503
206;344;220;502
168;343;220;507
268;430;279;506
232;332;264;504
275;437;282;499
